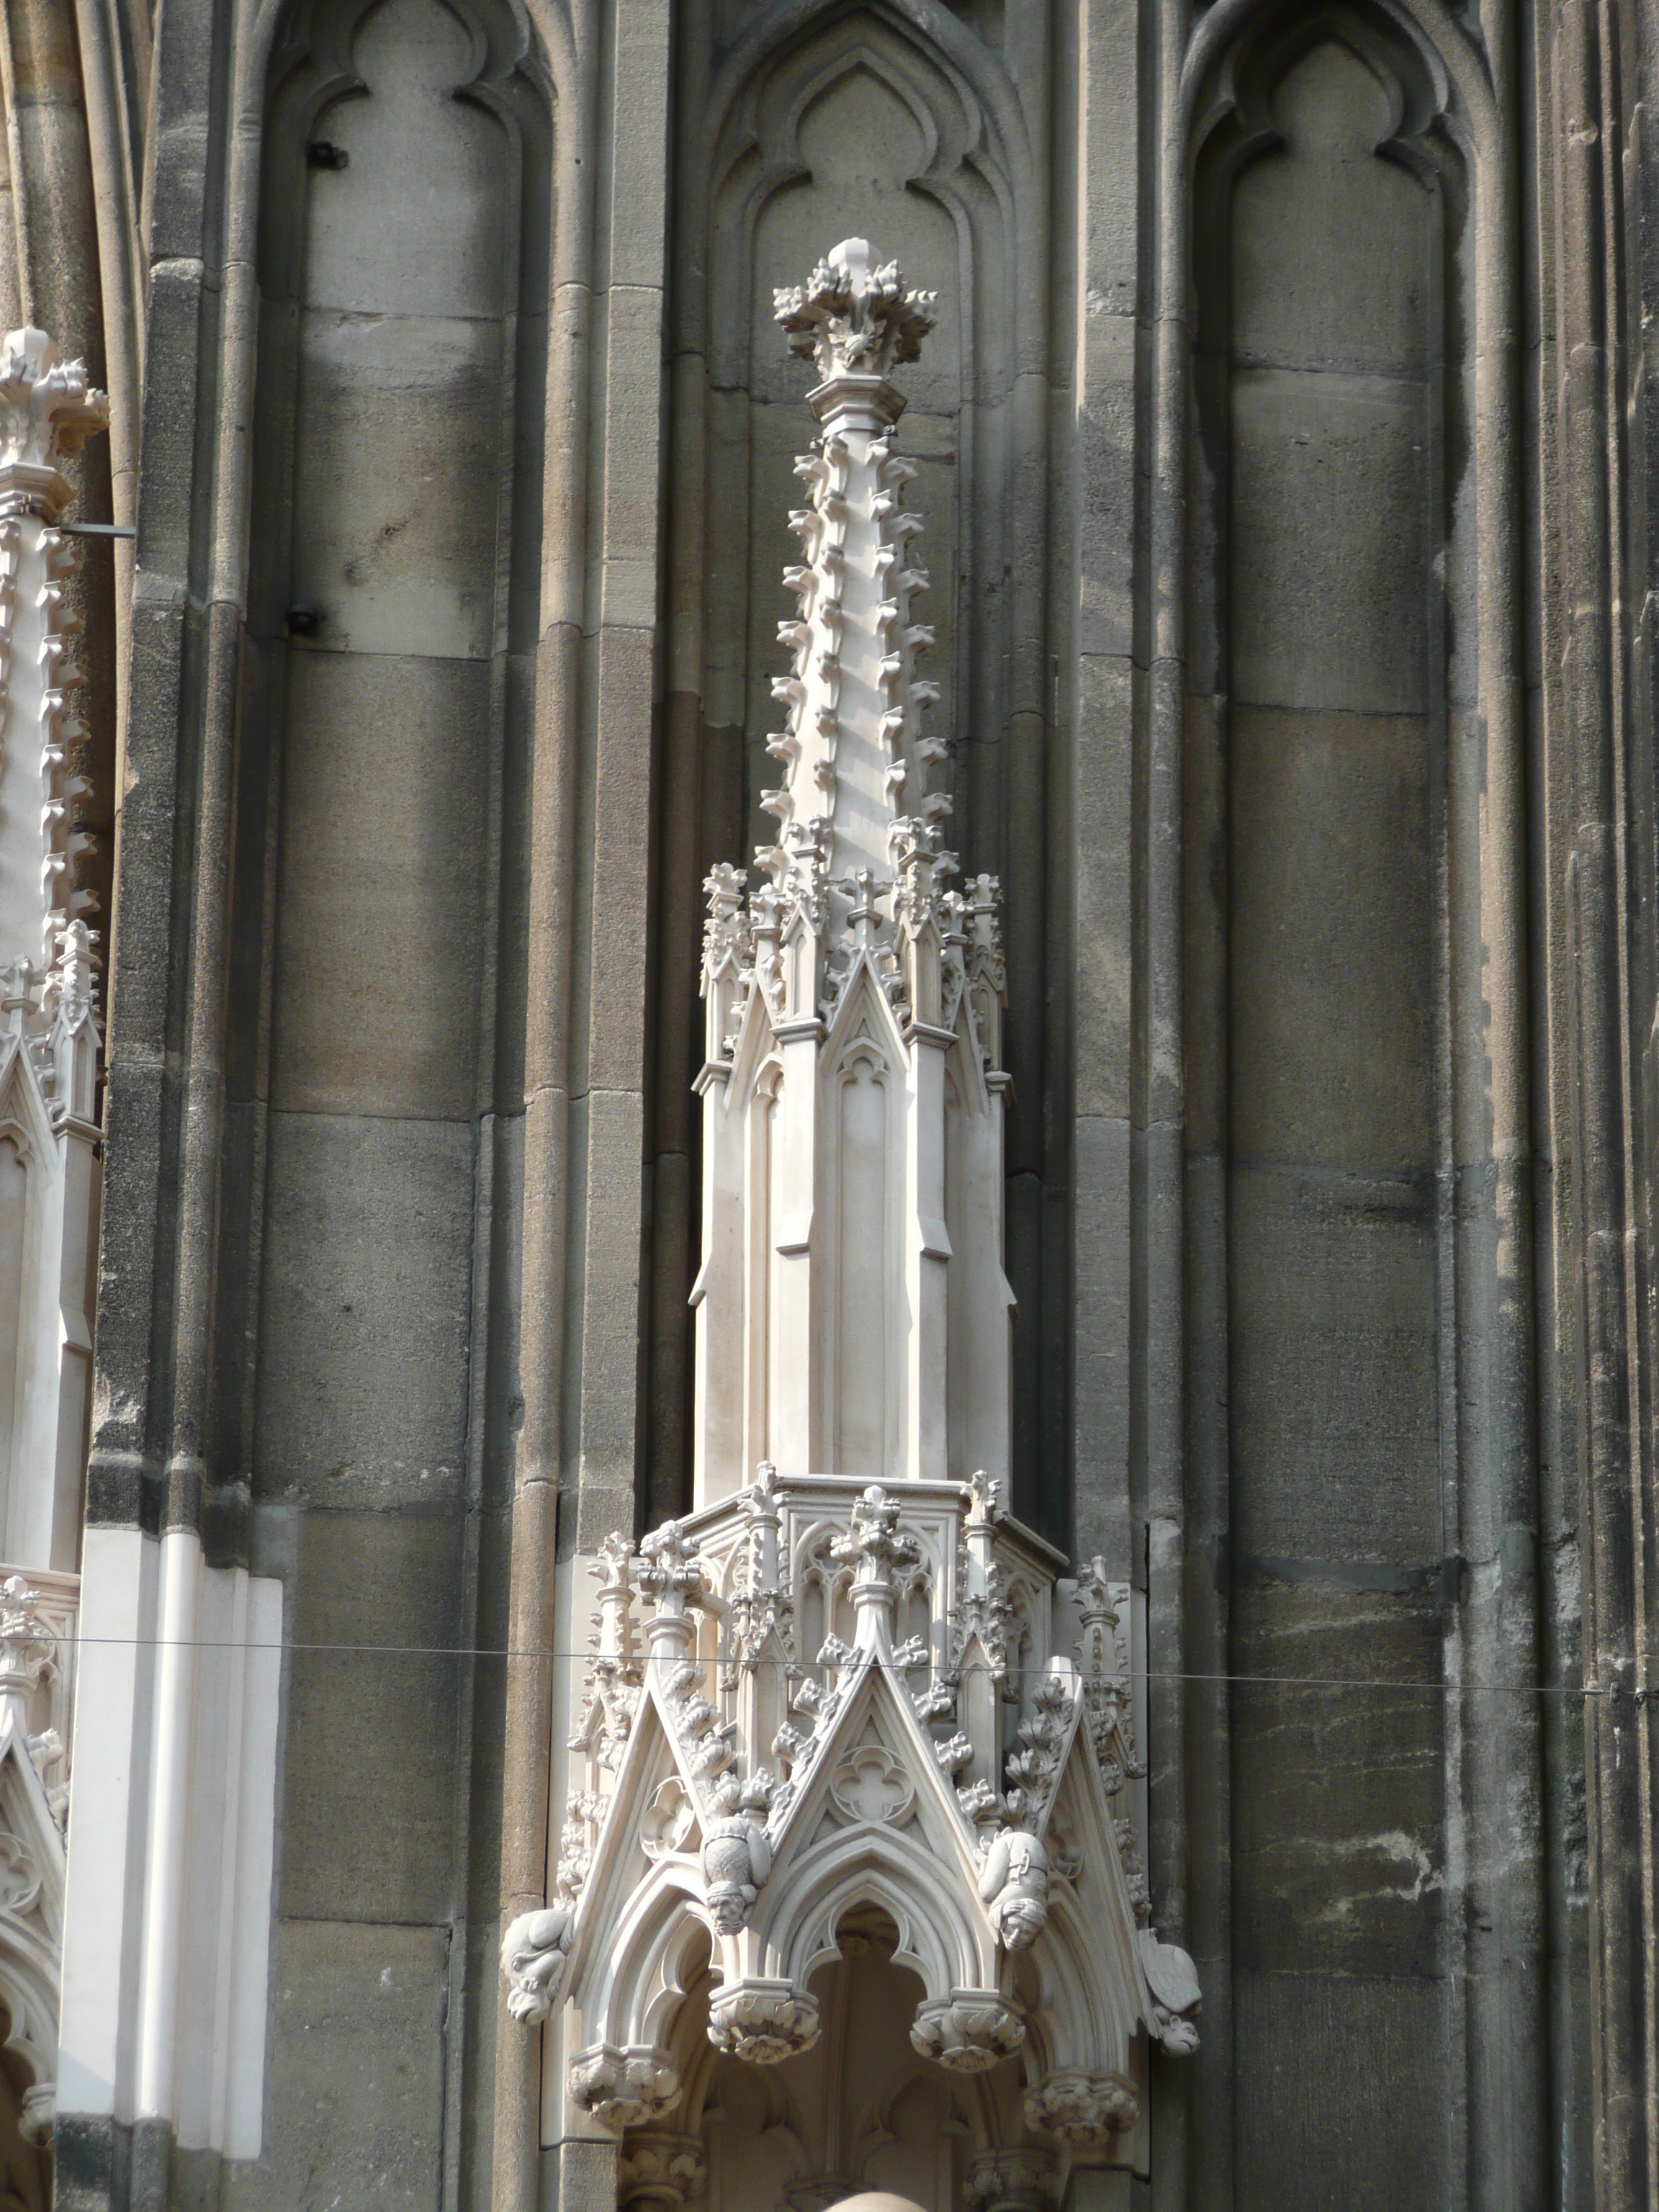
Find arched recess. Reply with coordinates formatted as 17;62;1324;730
1181;4;1537;2204
647;0;1061;1535
207;0;554;2180
220;0;553;1489
649;1905;1012;2212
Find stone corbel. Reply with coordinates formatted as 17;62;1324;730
567;2044;683;2131
617;2129;707;2212
978;1824;1051;1949
908;1990;1025;2072
1022;2070;1140;2152
499;1902;575;2024
1140;1929;1201;2054
706;1977;821;2063
964;2146;1058;2212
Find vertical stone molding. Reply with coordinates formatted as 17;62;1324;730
0;329;109;2164
0;328;108;1579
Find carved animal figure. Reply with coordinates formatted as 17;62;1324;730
500;1902;575;2023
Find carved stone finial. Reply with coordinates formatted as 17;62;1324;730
591;1530;639;1658
830;1485;920;1653
0;329;108;505
0;1578;53;1737
637;1521;706;1662
1076;1555;1118;1632
963;1468;1004;1525
773;238;937;387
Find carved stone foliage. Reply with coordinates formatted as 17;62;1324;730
707;1978;822;2064
0;339;96;2157
569;2045;683;2131
909;1990;1025;2073
618;2130;708;2212
1021;2071;1139;2152
964;2145;1057;2212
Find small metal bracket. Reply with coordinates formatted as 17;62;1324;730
307;141;349;171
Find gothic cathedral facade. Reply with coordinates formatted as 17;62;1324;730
0;2;1645;2211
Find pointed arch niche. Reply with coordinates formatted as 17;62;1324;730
222;0;550;1491
649;1;1060;1532
644;1905;1018;2212
204;0;553;2169
1181;2;1536;2200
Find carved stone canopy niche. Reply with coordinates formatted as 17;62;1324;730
503;245;1197;2205
507;1471;1197;2182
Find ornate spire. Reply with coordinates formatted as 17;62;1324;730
508;254;1200;2180
692;243;1009;1503
763;236;948;908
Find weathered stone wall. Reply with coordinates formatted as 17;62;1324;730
215;4;549;2202
1187;27;1464;2206
48;0;1659;2206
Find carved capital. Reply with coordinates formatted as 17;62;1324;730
909;1990;1025;2072
964;2146;1057;2212
568;2044;682;2131
617;2129;706;2212
707;1978;821;2064
1022;2069;1139;2151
